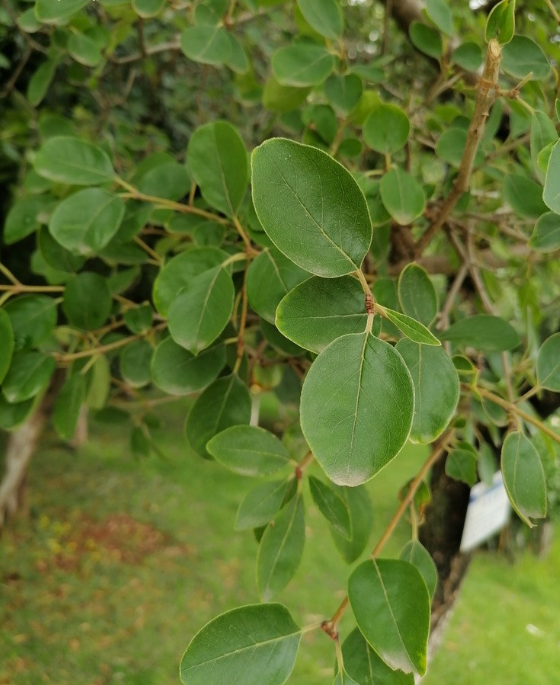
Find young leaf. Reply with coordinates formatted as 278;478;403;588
185;375;251;457
257;494;305;600
363;104;410;155
187;121;248;217
2;351;56;403
396;339;459;444
348;559;430;675
543;141;560;214
53;374;86;440
485;0;515;44
272;44;335;87
341;628;414;685
252;139;372;277
276;276;367;353
439;315;520;352
398;263;438;326
309;475;351;537
246;248;309;324
151;337;225;395
399;540;438;598
529;213;560;252
49;189;125;256
63;273;112;330
180;603;301;685
296;0;343;39
501;431;547;527
207;426;291;476
236;479;291;530
34;136;115;185
446;447;477;486
381;308;440;346
5;295;57;350
0;310;15;385
168;266;234;355
380;167;426;226
300;332;414;486
537;333;560;391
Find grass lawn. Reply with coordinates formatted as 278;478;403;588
1;404;558;684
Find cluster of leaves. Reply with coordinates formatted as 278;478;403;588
1;0;560;683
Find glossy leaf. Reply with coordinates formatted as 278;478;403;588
382;308;440;346
440;315;520;352
341;628;414;685
296;0;343;39
236;479;291;531
5;295;57;350
49;189;125;256
257;494;305;600
348;559;430;675
380;168;425;226
300;332;414;486
53;374;86;440
363;104;410;155
501;431;547;527
537;333;560;391
399;540;438;598
185;375;251;457
276;275;367;353
2;351;55;403
398;263;438;326
63;273;112;330
309;475;350;537
180;603;301;685
151;337;225;395
252;139;372;277
0;310;14;385
187;121;248;217
272;44;335;87
34;136;115;185
207;426;291;476
396;339;459;443
168;267;234;355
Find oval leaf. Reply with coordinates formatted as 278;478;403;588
399;540;438;598
380;167;425;226
236;479;291;531
0;310;15;385
398;263;438;326
537;333;560;391
341;628;414;685
502;431;547;527
151;337;225;395
439;315;520;351
207;425;291;476
34;136;115;186
309;475;351;537
381;308;440;346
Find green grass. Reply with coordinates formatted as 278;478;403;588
1;410;558;685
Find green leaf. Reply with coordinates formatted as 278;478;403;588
27;59;57;106
296;0;343;39
63;273;112;330
4;196;49;245
446;447;477;486
246;248;309;324
409;22;442;59
252;139;372;277
380;167;425;226
501;431;547;527
543;141;560;214
49;189;125;256
53;374;86;440
187;121;248;217
226;33;250;74
272;44;335;87
132;0;165;18
341;628;414;685
180;603;301;685
452;42;483;71
5;295;57;350
333;670;359;685
485;0;515;44
120;340;152;388
151;337;226;395
276;275;367;353
153;247;228;316
39;227;85;273
124;304;152;334
0;310;15;385
396;340;459;444
537;333;560;391
236;479;291;530
348;559;430;675
180;26;231;66
68;32;102;67
35;0;88;23
425;0;454;36
185;375;251;457
300;332;414;486
363;104;410;155
257;494;305;600
439;315;520;352
309;475;351;537
382;308;440;346
324;74;362;114
207;426;291;476
2;351;55;403
34;136;115;186
399;540;438;598
168;266;234;355
330;484;372;563
501;36;550;81
398;263;438;326
262;75;311;113
0;395;36;431
530;111;557;179
503;174;547;219
138;162;190;201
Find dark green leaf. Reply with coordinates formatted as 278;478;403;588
440;315;520;352
5;295;57;350
537;333;560;391
324;74;362;114
207;426;291;476
364;104;410;155
409;22;442;59
330;485;372;563
180;26;231;65
34;136;115;186
2;351;55;403
398;263;438;326
120;339;152;388
53;374;86;440
236;479;291;530
446;447;477;486
399;540;438;598
341;628;414;685
151;337;225;395
63;273;112;330
380;168;425;226
0;309;15;385
309;475;351;537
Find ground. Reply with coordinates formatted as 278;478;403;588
1;402;559;684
